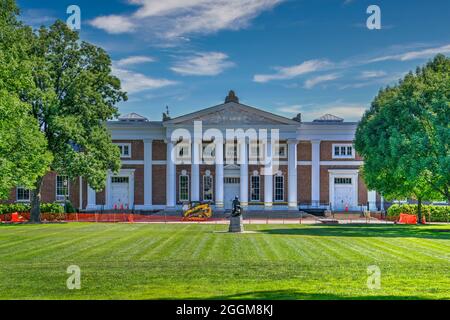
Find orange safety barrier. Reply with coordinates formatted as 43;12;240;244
399;213;426;224
11;212;26;223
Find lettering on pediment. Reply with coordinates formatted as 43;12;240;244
189;105;283;125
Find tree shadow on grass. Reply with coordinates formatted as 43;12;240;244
257;224;450;240
206;289;430;300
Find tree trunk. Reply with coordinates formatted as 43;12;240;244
30;177;44;224
417;198;423;225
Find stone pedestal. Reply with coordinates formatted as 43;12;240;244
229;215;244;233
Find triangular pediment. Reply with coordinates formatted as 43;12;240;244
165;102;298;126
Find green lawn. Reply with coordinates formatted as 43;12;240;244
0;223;449;300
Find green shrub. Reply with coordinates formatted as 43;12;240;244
0;202;64;215
64;201;78;214
387;204;450;222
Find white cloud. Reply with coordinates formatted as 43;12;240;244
112;67;177;94
371;44;450;62
253;59;331;83
359;70;387;79
171;52;234;76
277;101;367;122
90;15;136;34
90;0;284;40
304;73;340;89
116;56;156;67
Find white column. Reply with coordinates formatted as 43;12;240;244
143;139;153;208
215;139;224;209
264;142;273;209
311;140;321;207
191;139;201;201
368;190;377;211
288;140;298;209
166;140;176;208
239;141;248;207
87;185;96;210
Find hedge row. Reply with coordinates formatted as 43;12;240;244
0;203;65;215
387;204;450;222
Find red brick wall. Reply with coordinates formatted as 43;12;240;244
152;165;166;205
153;140;167;161
298;141;312;161
298;166;311;203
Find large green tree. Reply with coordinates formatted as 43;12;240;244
0;0;52;199
356;54;450;223
21;20;127;222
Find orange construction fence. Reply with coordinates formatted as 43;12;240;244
398;213;426;224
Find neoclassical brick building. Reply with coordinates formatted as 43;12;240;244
8;91;380;212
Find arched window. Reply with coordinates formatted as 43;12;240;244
179;171;189;202
203;171;213;201
250;171;260;202
274;172;284;202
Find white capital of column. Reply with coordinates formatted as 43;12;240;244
239;141;248;207
215;140;224;209
264;142;273;209
191;140;201;201
311;140;321;207
144;139;153;208
166;141;176;208
288;141;298;209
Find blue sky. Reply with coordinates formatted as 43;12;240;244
18;0;450;121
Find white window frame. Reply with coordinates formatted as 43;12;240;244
179;174;190;202
202;174;214;202
56;175;70;202
176;143;191;163
115;143;132;158
274;174;285;202
16;187;31;202
250;174;260;202
274;143;288;159
202;143;215;163
332;143;355;159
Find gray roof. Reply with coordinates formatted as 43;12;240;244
118;112;148;122
313;114;344;123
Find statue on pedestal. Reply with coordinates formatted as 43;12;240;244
229;196;244;233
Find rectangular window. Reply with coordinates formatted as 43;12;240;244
275;143;287;159
332;144;354;159
115;143;132;158
111;177;129;184
224;177;240;184
249;143;261;163
250;176;260;202
202;144;215;163
176;144;191;162
274;176;284;201
179;175;189;202
16;187;30;202
56;176;69;202
335;178;352;184
203;175;213;201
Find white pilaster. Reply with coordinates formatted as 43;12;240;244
144;139;153;208
191;140;201;201
264;142;273;209
87;185;96;210
311;140;321;207
239;141;248;207
215;139;224;209
166;140;176;208
288;140;298;209
368;190;377;211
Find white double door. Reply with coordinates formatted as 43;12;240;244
111;177;130;209
224;177;240;210
334;185;354;211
